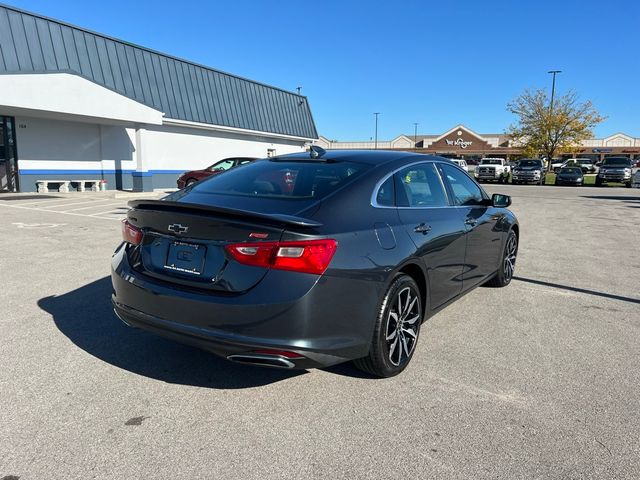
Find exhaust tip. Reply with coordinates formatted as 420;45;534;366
227;353;296;369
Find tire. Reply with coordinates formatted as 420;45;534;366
185;178;198;187
485;230;518;288
353;274;422;378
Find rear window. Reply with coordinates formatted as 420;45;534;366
190;159;370;200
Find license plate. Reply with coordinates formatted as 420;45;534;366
164;241;206;276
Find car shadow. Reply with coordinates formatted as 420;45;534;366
38;277;308;389
580;195;640;202
513;276;640;305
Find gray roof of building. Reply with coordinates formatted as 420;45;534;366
0;3;317;139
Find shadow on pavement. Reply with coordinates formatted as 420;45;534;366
514;276;640;305
38;277;307;389
580;195;640;202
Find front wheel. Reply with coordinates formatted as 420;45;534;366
485;230;518;288
353;274;422;378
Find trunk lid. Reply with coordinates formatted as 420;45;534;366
126;201;320;293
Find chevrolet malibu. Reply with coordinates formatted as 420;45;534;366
112;149;519;377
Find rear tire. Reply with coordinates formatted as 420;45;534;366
485;230;518;288
353;274;422;378
186;178;198;187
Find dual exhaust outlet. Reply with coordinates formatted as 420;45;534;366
227;352;299;369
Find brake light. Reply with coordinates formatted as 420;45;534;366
225;239;337;275
121;219;143;245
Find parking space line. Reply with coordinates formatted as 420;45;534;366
0;202;123;221
8;196;101;206
89;208;129;217
39;199;119;210
62;202;126;212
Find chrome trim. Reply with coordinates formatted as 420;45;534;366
370;160;454;209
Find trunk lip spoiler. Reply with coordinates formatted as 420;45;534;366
127;199;323;228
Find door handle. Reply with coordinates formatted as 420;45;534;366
414;223;431;234
464;217;477;227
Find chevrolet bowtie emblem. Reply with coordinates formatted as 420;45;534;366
168;224;188;234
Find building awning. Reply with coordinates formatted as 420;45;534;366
0;73;164;125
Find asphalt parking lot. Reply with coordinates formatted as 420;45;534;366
1;186;639;479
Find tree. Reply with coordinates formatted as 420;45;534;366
506;89;604;169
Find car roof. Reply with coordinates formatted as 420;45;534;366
272;149;443;165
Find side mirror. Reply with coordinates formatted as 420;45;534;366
492;193;511;208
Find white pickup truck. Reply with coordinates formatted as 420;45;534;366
474;158;511;183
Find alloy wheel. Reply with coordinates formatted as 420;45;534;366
504;234;518;281
385;287;420;366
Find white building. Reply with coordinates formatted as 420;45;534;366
0;4;317;192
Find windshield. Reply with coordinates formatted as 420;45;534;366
518;160;542;168
559;168;582;174
603;158;631;167
190;159;370;201
481;159;502;165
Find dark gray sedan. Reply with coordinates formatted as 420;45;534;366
112;149;519;377
555;167;584;186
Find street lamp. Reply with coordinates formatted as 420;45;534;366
413;123;419;149
374;113;380;149
548;70;561;114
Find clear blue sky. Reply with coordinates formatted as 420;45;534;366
7;0;640;140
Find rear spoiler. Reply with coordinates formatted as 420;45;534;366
128;199;322;228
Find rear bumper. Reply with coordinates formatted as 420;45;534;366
110;245;380;369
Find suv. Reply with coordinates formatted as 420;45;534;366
596;157;633;187
474;158;511;183
511;159;546;185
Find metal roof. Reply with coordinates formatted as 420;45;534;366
0;3;317;139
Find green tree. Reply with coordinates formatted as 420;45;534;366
506;89;604;169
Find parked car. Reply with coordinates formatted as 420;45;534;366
176;157;257;189
632;169;640;188
596;157;633;187
554;158;596;174
474;158;511;183
449;158;469;172
511;159;546;185
550;159;564;171
112;150;519;378
554;167;584;186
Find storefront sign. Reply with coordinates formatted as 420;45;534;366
445;138;473;149
592;148;613;153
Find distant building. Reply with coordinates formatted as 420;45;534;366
316;125;640;163
0;4;317;192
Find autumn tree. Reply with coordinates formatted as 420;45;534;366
506;89;604;168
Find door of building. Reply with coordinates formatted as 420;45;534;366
0;116;19;192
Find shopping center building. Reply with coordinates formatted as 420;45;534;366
316;125;640;163
0;4;317;192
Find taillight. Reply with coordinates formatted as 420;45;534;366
225;239;337;275
121;219;143;245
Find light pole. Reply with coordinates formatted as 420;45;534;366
374;113;380;149
413;123;419;149
548;70;561;114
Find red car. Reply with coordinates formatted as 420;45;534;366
176;157;257;188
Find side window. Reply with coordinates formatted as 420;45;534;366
210;159;235;171
394;163;448;207
439;163;484;206
375;176;395;206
